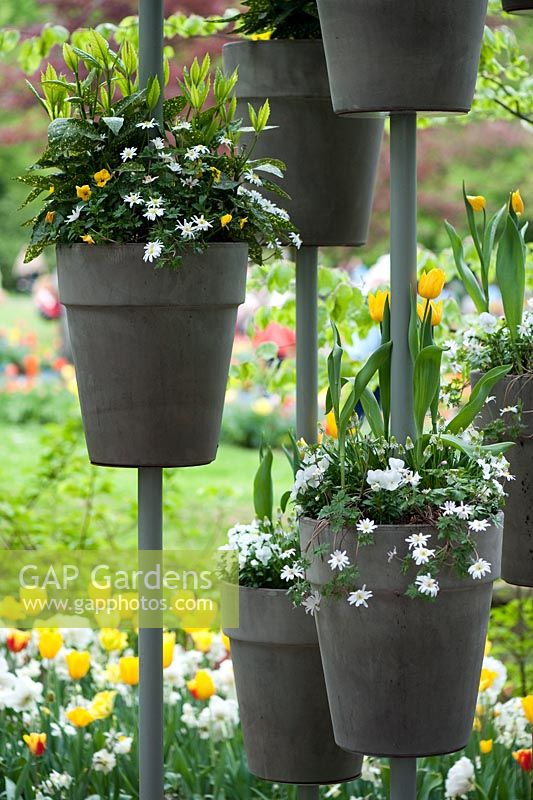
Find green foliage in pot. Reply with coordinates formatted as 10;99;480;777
232;1;321;40
18;34;300;268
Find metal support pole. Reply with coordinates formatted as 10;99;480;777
296;246;319;444
138;468;164;800
389;113;418;799
297;785;320;799
139;0;164;125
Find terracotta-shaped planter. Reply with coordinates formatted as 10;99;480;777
224;586;362;784
300;517;503;757
472;371;533;587
57;243;248;468
223;40;384;246
502;0;533;13
315;0;488;115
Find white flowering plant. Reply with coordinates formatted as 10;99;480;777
19;36;299;268
287;325;514;605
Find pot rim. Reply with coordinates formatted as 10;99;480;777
57;241;249;254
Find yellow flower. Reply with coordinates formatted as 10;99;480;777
418;268;446;300
417;300;443;326
76;185;92;201
119;655;139;686
210;167;221;183
187;669;216;701
38;630;63;660
45;211;55;224
190;629;214;653
80;234;95;245
479;667;497;693
473;716;482;732
480;739;493;754
65;650;91;680
239;217;248;229
467;195;486;212
511;189;524;216
221;633;231;652
250;31;271;40
6;629;31;653
66;707;95;728
94;168;111;187
325;410;338;439
220;213;233;228
104;662;122;684
368;289;390;324
89;690;117;720
49;185;55;194
251;397;273;416
163;631;176;669
99;628;128;653
522;695;533;725
23;732;46;756
484;639;492;657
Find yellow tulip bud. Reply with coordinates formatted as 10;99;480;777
89;690;117;720
163;631;176;669
418;268;446;300
480;739;493;754
187;669;216;701
473;716;482;732
511;189;524;216
484;639;492;656
38;631;63;660
66;707;95;728
467;195;486;212
417;300;443;327
65;650;91;680
23;732;47;756
99;628;128;653
190;629;214;653
368;289;390;324
522;695;533;725
119;655;139;686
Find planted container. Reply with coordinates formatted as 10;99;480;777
224;586;362;784
300;517;503;757
315;0;488;115
502;0;533;13
472;372;533;587
57;243;248;468
223;40;383;246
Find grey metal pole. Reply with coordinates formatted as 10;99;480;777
296;246;319;444
138;467;164;800
139;0;164;125
389;113;417;443
297;785;320;799
389;113;418;799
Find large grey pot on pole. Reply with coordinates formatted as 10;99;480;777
224;586;362;784
315;0;488;115
57;243;248;467
300;518;503;756
472;372;533;587
223;40;383;246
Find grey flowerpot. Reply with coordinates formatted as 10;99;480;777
223;40;384;247
300;517;503;757
57;243;248;468
315;0;488;115
502;0;533;13
223;586;362;784
472;371;533;587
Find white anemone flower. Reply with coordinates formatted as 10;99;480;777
65;204;84;223
280;564;305;582
302;590;321;616
176;219;197;240
415;574;440;598
347;585;373;608
123;192;143;207
143;240;164;263
468;519;490;533
411;546;435;566
328;550;350;571
356;518;377;535
405;532;431;550
120;146;137;161
136;118;157;129
468;559;491;580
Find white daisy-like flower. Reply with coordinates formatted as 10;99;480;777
411;546;436;566
347;585;373;608
181;176;200;189
302;590;321;616
356;518;377;535
143;174;159;184
92;748;116;774
65;204;84;223
150;137;166;150
143;240;164;263
281;548;296;559
185;144;209;161
173;120;192;131
144;205;165;221
485;395;496;405
405;532;431;550
167;160;182;173
415;574;440;598
120;146;137;161
244;170;262;186
478;312;498;334
289;231;303;250
176;219;197;240
455;502;474;520
280;564;305;582
468;559;491;580
219;135;233;147
328;550;350;572
441;500;458;516
192;214;213;232
468;519;490;533
136;118;157;129
500;405;518;416
123;192;143;207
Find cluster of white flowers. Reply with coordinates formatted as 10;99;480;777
291;451;331;500
476;453;514;484
220;520;279;570
37;770;73;800
181;695;240;742
0;657;43;713
366;458;420;491
445;756;475;798
494;696;531;749
479;655;508;704
176;214;214;240
237;185;290;222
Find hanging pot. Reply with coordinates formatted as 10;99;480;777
315;0;488;115
223;586;362;784
57;243;248;468
300;517;503;757
223;40;384;247
472;371;533;587
502;0;533;13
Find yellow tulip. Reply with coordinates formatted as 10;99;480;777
38;631;63;660
484;639;492;657
190;629;214;653
325;410;338;439
66;707;95;728
473;716;482;732
187;669;216;701
76;185;92;201
6;629;31;653
479;667;497;693
522;695;533;725
467;195;486;212
511;189;524;216
163;631;176;669
104;662;122;684
80;234;95;245
94;168;111;187
418;268;445;300
45;211;56;224
99;628;128;653
89;690;117;720
368;289;390;324
417;300;443;327
65;650;91;680
23;732;46;756
480;739;493;754
221;633;231;653
119;655;139;686
220;213;232;228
